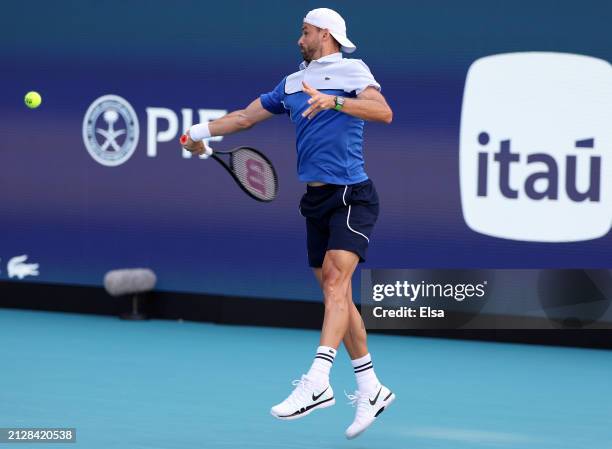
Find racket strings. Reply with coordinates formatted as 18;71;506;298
230;148;278;201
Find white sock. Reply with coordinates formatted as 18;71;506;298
306;345;336;387
351;353;380;393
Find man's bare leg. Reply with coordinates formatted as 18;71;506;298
312;267;368;358
313;252;395;439
270;250;358;420
271;250;395;428
317;249;359;349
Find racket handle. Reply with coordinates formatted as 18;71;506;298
181;134;214;159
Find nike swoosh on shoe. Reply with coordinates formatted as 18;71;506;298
369;387;382;406
312;386;329;401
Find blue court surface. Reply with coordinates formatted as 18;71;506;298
1;308;610;449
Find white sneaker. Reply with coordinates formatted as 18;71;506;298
345;384;395;439
270;375;335;420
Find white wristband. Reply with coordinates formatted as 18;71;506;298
189;122;211;141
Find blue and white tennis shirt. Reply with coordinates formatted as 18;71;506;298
260;52;381;185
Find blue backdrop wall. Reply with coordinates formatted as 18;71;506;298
1;1;611;301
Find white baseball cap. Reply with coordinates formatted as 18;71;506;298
303;8;356;54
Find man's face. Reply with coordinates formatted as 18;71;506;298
298;23;323;62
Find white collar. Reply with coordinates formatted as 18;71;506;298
299;52;343;70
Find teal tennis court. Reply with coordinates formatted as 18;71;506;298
2;309;610;449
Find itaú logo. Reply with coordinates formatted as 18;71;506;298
460;52;612;242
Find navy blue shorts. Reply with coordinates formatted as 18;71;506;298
299;179;379;268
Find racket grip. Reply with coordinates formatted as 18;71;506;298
181;133;213;159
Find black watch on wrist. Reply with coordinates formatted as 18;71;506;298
334;96;345;111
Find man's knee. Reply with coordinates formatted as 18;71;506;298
322;264;342;297
322;259;351;308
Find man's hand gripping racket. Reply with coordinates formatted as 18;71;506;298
180;132;279;202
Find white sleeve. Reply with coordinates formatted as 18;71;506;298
348;60;381;95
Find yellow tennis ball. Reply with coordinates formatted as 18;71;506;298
24;91;42;109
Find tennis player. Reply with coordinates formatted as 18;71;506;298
182;7;394;439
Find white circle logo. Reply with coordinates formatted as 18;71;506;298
82;95;139;167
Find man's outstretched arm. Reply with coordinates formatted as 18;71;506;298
183;98;273;154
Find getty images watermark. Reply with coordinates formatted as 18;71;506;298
360;269;612;330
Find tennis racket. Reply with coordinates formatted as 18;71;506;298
180;134;278;202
